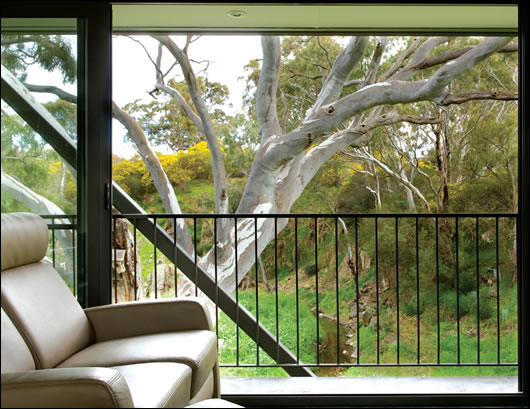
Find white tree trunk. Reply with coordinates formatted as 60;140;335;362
112;102;194;255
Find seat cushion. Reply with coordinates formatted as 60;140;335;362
58;331;217;398
113;363;191;408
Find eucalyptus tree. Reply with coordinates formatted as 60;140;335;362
2;33;518;297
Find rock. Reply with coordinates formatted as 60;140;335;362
150;262;176;296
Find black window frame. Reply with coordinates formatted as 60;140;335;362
1;1;527;407
1;1;113;308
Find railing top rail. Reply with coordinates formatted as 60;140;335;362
112;212;518;219
40;214;77;219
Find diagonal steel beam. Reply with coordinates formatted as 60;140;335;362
1;65;77;177
2;69;313;377
113;185;314;377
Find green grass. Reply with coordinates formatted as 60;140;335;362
218;290;325;377
130;180;520;378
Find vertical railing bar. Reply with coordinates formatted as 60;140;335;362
255;216;260;366
295;217;300;365
456;217;461;364
315;216;320;366
72;221;76;298
113;216;118;303
275;217;280;364
476;216;480;364
173;217;178;298
214;217;219;351
52;216;56;268
133;218;137;301
335;217;340;366
194;217;198;297
416;217;420;364
355;216;360;365
436;217;440;365
154;217;158;299
234;216;239;367
496;216;501;364
375;217;380;365
396;217;400;365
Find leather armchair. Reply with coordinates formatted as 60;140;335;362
1;212;220;408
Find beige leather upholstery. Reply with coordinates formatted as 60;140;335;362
188;371;215;406
113;363;191;408
1;261;93;369
85;298;213;342
1;212;48;271
1;309;35;373
1;367;134;408
58;330;217;397
186;399;244;408
1;213;221;408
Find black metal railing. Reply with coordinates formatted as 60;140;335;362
110;213;519;373
42;214;77;297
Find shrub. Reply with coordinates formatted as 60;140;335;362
304;264;317;276
402;299;425;317
479;288;494;320
458;271;476;294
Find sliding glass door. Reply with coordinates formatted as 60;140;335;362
1;3;113;308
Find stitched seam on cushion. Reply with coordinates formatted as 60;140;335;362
3;372;124;407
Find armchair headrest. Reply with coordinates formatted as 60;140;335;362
1;213;49;271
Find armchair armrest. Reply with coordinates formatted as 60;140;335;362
85;298;213;342
1;367;133;408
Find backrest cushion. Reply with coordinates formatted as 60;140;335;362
1;308;36;373
1;212;48;271
1;213;93;369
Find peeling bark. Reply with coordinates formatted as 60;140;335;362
256;36;282;140
112;102;194;255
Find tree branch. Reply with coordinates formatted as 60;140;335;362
362;37;388;87
112;101;195;254
274;111;440;213
404;41;518;73
345;147;431;211
256;36;282;141
22;82;77;104
256;36;508;174
441;91;517;105
379;37;423;81
305;36;369;119
153;35;229;219
391;37;449;80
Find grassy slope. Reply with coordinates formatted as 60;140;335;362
135;179;518;377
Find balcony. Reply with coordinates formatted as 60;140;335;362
45;211;520;398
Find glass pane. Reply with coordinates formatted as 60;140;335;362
111;33;518;383
1;18;78;295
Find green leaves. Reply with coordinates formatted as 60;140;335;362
1;34;76;83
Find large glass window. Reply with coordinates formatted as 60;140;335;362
111;32;519;383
